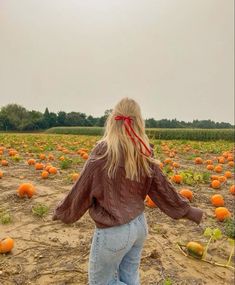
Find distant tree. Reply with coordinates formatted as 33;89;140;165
57;111;67;126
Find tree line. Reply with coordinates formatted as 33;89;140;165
0;104;233;131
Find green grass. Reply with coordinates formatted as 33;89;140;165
32;203;49;217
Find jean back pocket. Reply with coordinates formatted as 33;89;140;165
103;223;131;252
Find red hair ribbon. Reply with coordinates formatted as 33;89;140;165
114;115;152;156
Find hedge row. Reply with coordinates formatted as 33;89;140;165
45;127;234;141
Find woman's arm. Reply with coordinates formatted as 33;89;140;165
148;163;203;225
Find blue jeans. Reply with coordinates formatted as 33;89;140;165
88;212;148;285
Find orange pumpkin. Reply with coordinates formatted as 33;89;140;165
1;160;8;166
0;237;14;253
171;174;183;184
35;163;44;170
49;167;57;174
82;153;89;160
145;195;157;208
39;153;46;160
207;165;214;171
214;165;223;173
27;158;36;165
215;207;231;221
172;162;180;168
211;180;221;189
205;160;213;165
0;171;3;178
224;171;232;178
230;185;235;195
164;158;172;164
17;183;36;198
179;188;193;201
41;171;49;179
228;161;234;167
71;173;80;182
218;176;227;183
195;157;203;164
211;194;224;207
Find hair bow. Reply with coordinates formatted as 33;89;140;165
114;115;152;156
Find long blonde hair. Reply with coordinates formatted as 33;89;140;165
95;97;159;182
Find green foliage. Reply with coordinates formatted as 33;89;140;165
163;278;173;285
224;218;235;239
32;203;49;217
60;158;73;169
0;209;12;224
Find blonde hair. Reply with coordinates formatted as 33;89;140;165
95;97;159;182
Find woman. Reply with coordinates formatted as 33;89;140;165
52;97;204;285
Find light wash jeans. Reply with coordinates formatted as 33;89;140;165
88;212;148;285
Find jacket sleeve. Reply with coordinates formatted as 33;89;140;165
148;163;203;225
52;152;97;224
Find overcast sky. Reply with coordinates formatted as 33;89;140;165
0;0;234;123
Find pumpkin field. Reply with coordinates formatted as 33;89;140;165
0;133;234;285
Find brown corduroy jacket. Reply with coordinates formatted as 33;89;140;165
52;141;203;228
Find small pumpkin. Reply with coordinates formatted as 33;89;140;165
224;171;232;178
35;163;44;170
1;160;8;166
49;167;57;174
207;165;214;171
195;157;203;164
145;195;157;208
0;171;3;178
214;165;223;173
179;188;193;201
0;237;14;253
186;241;204;259
230;185;235;195
215;207;231;221
17;183;36;198
211;194;224;207
27;158;36;165
211;180;221;189
41;171;49;179
171;174;183;184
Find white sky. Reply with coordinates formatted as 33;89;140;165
0;0;234;123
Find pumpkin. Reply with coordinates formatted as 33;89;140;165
49;167;57;174
228;161;234;167
211;194;224;207
1;160;8;166
205;160;213;165
71;173;80;182
207;165;214;171
186;241;204;259
215;207;231;221
82;153;89;160
39;153;46;160
0;171;3;178
224;171;232;178
17;183;36;198
27;158;35;165
35;163;44;170
171;174;182;184
179;188;193;201
145;195;157;208
164;158;172;164
172;162;180;168
230;185;235;195
0;237;14;253
218;176;227;183
48;154;55;160
41;171;49;179
214;165;223;173
211;175;219;180
211;180;221;189
218;157;225;164
227;156;234;162
195;157;203;164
